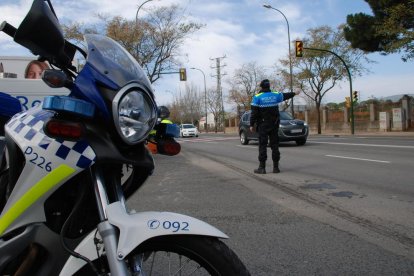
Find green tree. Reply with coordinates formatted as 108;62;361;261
63;4;203;83
280;25;371;134
344;0;414;61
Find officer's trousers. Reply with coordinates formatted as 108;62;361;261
258;124;280;163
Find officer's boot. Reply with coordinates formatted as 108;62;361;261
273;162;280;173
254;161;266;174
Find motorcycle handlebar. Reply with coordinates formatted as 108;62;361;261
0;21;16;38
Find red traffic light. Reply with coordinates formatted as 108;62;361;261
295;41;303;57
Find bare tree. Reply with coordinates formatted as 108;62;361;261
167;84;202;125
168;94;183;124
63;4;203;83
227;62;268;111
268;72;291;111
206;87;223;133
181;83;203;124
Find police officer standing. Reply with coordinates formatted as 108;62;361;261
249;79;300;174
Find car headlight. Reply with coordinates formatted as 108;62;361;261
112;83;157;144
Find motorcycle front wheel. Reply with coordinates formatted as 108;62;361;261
127;235;250;276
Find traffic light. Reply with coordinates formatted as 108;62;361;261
295;40;303;57
345;97;351;108
179;68;187;81
353;91;358;102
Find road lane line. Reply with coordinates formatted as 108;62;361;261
177;137;239;143
310;141;414;149
236;145;256;149
325;155;391;163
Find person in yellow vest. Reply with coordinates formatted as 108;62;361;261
158;106;173;125
147;106;173;153
149;106;173;135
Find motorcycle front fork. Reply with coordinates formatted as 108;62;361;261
90;165;130;275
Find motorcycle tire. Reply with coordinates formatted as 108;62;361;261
76;235;250;276
129;235;251;276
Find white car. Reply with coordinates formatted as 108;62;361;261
180;124;199;137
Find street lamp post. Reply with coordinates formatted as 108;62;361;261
135;0;154;26
190;67;208;133
263;4;295;116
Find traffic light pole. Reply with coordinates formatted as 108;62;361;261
159;68;187;81
303;47;355;135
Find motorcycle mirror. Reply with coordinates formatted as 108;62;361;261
42;69;72;88
13;0;75;68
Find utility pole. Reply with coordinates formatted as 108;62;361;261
190;67;208;133
210;55;227;133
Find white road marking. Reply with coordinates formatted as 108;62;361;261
325;155;391;163
310;141;414;149
236;145;256;149
178;137;239;143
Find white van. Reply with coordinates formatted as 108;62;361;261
0;56;71;110
0;78;69;111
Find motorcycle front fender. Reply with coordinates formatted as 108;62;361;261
108;202;229;259
60;202;228;275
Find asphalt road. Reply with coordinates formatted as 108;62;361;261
127;133;414;275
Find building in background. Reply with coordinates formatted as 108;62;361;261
0;56;35;78
198;113;215;131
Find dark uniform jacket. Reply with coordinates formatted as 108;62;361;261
250;90;295;129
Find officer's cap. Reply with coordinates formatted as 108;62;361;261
260;79;270;89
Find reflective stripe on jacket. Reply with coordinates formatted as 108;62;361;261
161;119;173;124
250;90;295;127
251;91;283;108
149;119;173;136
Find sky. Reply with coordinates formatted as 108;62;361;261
1;0;413;109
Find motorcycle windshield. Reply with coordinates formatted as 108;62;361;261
84;34;151;89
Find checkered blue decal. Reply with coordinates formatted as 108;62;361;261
7;110;96;169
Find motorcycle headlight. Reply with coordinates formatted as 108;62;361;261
112;83;157;145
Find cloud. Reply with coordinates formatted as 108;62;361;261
189;1;236;16
1;0;413;107
0;1;32;45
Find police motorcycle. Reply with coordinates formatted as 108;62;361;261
0;0;250;275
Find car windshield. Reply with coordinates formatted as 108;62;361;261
280;111;294;120
183;124;196;129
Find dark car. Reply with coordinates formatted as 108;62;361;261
239;110;308;146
